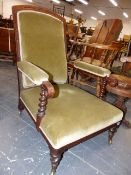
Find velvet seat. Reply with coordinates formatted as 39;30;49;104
12;5;123;175
21;84;122;149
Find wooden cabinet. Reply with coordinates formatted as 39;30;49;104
0;27;16;64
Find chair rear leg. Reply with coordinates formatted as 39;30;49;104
18;99;25;114
50;148;63;175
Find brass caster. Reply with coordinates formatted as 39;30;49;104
18;110;23;116
108;139;112;145
16;110;21;118
51;169;56;175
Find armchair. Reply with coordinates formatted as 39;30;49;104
70;43;120;98
13;5;123;175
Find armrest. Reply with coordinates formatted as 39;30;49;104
17;61;49;85
120;56;131;63
74;60;111;77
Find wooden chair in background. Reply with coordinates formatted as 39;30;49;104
70;43;121;98
107;74;131;128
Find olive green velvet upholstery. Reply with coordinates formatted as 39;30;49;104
17;61;49;85
18;11;67;86
74;60;111;77
20;84;123;149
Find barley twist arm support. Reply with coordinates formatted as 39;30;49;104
36;81;55;130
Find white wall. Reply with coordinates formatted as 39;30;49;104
83;19;97;30
2;0;131;39
85;19;131;39
0;0;3;15
119;21;131;39
3;0;35;18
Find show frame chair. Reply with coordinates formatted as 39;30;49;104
13;5;123;175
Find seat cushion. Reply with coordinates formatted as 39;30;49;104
20;84;123;149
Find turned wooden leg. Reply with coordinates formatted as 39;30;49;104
50;148;63;175
70;68;76;85
114;96;127;112
108;123;120;144
96;76;107;99
18;99;25;114
96;77;101;98
100;77;107;100
67;67;71;83
114;96;131;128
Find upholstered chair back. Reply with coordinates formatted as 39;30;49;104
16;9;67;86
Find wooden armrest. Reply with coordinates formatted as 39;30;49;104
42;81;55;98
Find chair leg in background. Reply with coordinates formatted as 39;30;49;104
18;99;25;114
108;123;120;144
114;96;131;128
96;77;101;98
100;77;107;99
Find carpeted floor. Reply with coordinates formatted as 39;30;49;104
0;61;131;175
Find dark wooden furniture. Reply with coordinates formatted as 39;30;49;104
89;19;123;44
68;61;110;98
0;27;16;64
122;62;131;72
69;43;121;98
107;74;131;128
83;19;123;60
13;5;123;175
0;18;13;28
82;43;121;68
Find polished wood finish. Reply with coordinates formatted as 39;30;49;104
36;83;48;130
122;62;131;73
108;123;120;144
89;19;123;44
69;43;120;98
107;74;131;128
36;81;55;130
50;148;63;174
83;43;121;68
84;19;123;64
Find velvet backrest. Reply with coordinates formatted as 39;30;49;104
13;6;67;84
